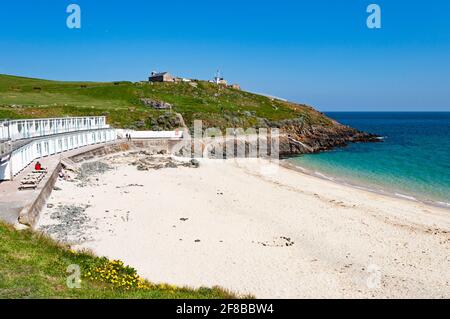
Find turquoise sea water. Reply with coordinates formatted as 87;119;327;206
289;112;450;207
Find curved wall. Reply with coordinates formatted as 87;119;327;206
0;128;117;181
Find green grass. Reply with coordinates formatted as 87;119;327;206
0;222;239;299
0;74;332;130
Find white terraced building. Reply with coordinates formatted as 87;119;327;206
0;116;117;181
0;116;108;141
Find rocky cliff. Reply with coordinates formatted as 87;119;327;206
277;119;381;157
174;114;380;159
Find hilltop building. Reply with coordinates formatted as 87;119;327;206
148;71;192;83
209;70;241;90
149;72;175;83
147;70;239;89
212;70;228;86
174;77;192;83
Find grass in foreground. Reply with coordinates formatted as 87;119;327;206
0;222;239;299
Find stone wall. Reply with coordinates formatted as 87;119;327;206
18;162;62;227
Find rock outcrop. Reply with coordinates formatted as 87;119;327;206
165;113;381;158
140;98;172;109
173;122;380;159
278;123;381;157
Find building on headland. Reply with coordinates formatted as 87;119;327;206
174;77;191;83
208;70;241;90
147;69;240;90
211;70;228;86
0;116;117;181
148;71;192;83
149;71;175;82
146;70;241;90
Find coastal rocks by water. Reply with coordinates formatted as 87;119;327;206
278;122;381;157
174;124;379;159
171;111;380;158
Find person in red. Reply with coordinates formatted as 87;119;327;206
35;161;42;171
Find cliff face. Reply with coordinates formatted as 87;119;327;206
278;122;380;157
175;116;381;159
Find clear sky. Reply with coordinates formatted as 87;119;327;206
1;0;449;111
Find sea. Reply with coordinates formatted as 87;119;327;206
288;112;450;208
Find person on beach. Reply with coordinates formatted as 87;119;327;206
59;170;70;181
34;161;42;171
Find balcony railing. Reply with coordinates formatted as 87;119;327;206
1;128;117;181
0;140;12;157
1;116;109;141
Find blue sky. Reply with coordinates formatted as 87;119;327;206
0;0;449;111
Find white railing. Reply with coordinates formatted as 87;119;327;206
0;128;117;181
0;116;109;141
0;121;9;140
0;140;11;157
116;129;184;140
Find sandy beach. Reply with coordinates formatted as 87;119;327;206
36;152;450;298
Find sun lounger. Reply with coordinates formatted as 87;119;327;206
21;180;39;185
18;170;48;190
19;184;37;190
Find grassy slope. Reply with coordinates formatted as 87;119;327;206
0;74;332;130
0;221;237;299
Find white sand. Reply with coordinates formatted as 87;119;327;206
37;154;450;298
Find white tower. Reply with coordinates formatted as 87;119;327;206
214;69;222;84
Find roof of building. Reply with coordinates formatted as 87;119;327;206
150;72;170;77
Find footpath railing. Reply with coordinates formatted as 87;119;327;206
0;140;12;157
